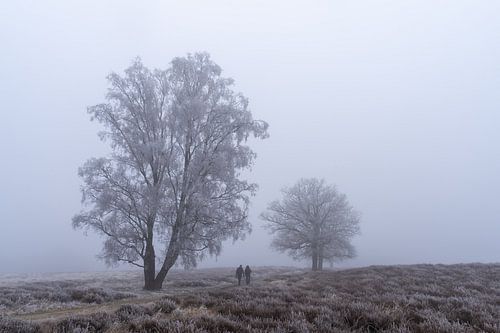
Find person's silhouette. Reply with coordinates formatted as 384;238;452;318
244;265;252;285
235;265;244;285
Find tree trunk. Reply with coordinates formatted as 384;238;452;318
151;219;182;290
153;242;180;290
149;183;187;290
153;255;177;290
318;246;323;271
143;219;157;290
143;241;156;290
311;246;318;271
312;224;321;271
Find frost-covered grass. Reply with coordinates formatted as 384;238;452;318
1;264;499;332
0;267;296;315
0;272;138;314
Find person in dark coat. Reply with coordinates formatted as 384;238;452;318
244;265;252;285
236;265;244;285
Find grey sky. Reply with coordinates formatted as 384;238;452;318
1;1;499;273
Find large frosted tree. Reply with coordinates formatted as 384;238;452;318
261;178;360;271
73;53;268;290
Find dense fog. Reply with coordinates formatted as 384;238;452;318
1;1;499;273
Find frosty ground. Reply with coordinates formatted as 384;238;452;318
0;264;499;332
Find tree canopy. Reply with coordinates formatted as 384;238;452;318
73;53;268;289
261;178;360;270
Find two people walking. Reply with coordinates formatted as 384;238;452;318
236;265;252;286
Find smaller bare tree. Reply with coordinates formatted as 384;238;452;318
261;178;360;270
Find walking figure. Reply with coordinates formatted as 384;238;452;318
244;265;252;285
235;265;244;286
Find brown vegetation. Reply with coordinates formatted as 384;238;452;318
1;264;499;332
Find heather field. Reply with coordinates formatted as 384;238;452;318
0;264;499;333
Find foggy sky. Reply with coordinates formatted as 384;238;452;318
1;0;499;273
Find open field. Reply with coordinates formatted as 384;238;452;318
0;264;499;332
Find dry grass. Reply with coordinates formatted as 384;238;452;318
1;264;499;332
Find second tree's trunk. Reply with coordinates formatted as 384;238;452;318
318;246;323;270
311;246;318;271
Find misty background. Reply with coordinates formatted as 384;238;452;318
1;1;499;273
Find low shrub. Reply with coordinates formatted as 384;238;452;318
115;304;153;322
0;315;40;333
153;298;177;314
52;312;113;333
